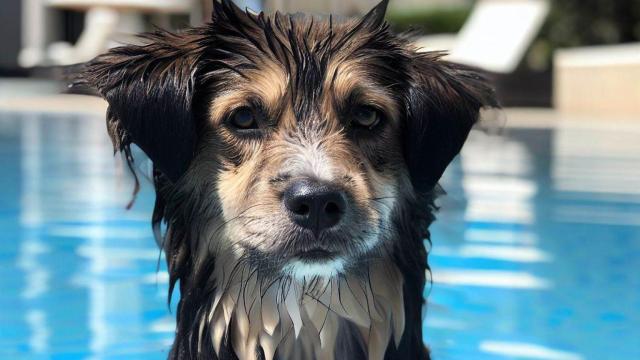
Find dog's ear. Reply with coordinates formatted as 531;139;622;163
85;29;206;182
360;0;390;28
405;54;498;194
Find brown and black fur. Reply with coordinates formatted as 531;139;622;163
83;1;497;359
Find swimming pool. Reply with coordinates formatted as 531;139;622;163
1;111;638;359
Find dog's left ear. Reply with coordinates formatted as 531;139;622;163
84;30;205;182
404;54;498;194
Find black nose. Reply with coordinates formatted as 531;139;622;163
283;178;347;237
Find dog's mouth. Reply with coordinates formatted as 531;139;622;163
294;247;337;262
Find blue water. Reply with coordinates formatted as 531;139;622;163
1;111;639;359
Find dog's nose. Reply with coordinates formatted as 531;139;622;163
283;178;346;236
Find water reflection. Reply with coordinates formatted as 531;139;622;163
427;126;640;359
553;125;640;226
479;341;583;360
0;112;174;359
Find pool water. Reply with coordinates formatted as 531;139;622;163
1;111;639;359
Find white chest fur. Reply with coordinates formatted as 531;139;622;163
197;257;405;360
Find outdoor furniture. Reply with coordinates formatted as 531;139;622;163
416;0;549;74
19;0;200;67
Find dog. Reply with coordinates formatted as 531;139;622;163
83;0;496;358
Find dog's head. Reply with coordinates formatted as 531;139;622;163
86;0;496;282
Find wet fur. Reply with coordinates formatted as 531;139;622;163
82;1;497;359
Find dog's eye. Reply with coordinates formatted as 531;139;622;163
352;106;383;129
229;107;258;130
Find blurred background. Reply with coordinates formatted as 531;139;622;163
1;0;639;359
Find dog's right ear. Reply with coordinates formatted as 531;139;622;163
84;29;207;182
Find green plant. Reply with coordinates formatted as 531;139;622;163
524;0;640;71
386;7;472;34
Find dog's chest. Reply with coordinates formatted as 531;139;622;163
198;260;405;360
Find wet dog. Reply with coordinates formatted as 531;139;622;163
84;0;496;358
